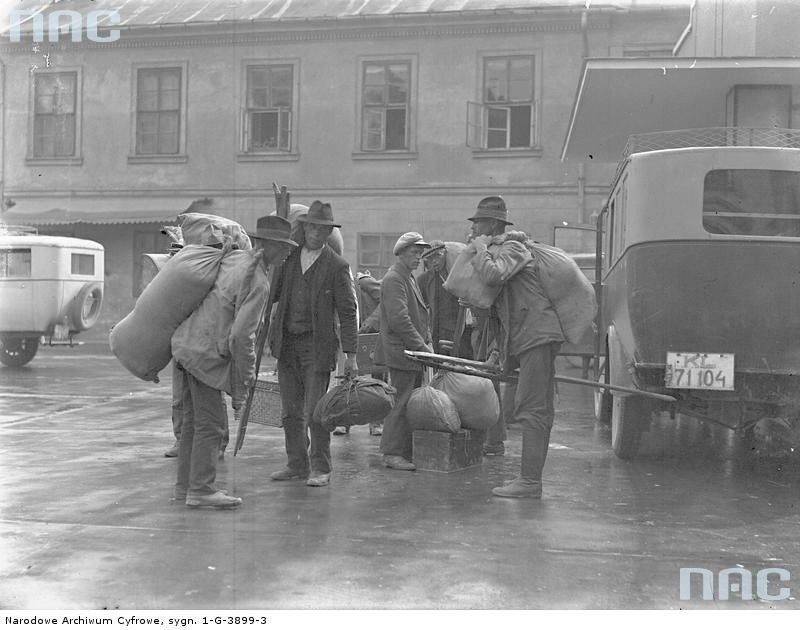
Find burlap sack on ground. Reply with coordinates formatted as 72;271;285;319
407;386;461;433
430;371;499;430
109;245;226;382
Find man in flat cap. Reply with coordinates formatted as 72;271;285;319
171;215;297;508
467;196;564;498
267;201;359;487
374;232;432;470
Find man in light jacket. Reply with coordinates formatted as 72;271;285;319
374;232;432;470
171;216;297;508
469;196;565;498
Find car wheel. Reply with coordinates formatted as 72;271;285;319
70;282;104;331
611;394;653;459
0;336;40;368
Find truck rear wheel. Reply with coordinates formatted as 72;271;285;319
70;282;104;331
611;395;653;459
0;336;40;367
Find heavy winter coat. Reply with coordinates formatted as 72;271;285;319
374;262;431;371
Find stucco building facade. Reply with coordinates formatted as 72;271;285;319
2;0;696;331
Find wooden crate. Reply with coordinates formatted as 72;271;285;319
412;429;483;473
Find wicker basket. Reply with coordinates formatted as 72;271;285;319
248;377;283;427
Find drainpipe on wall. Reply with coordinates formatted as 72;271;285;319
577;9;588;224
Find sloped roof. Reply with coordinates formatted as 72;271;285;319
3;0;691;30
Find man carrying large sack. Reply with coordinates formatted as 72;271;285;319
468;196;564;499
374;232;433;471
170;216;297;508
267;201;359;488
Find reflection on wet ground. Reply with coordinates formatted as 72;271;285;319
0;347;798;609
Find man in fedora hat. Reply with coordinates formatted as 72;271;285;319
267;201;359;487
467;196;565;498
171;215;297;508
374;232;433;470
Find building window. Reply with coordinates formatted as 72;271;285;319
242;64;293;153
135;67;182;155
358;233;404;278
33;72;77;157
467;55;538;151
361;62;410;152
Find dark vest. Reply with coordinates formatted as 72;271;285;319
285;260;318;335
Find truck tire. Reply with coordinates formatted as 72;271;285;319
0;336;40;367
611;394;653;459
70;282;104;331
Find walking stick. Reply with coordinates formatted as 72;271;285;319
233;183;290;455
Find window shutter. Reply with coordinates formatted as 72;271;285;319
466;101;484;148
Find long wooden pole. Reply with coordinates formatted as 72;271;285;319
234;183;290;455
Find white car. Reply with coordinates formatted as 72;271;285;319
0;225;104;367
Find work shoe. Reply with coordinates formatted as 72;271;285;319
172;487;187;502
482;442;505;456
383;455;416;471
369;424;383;436
491;477;542;499
164;441;179;458
332;426;350;436
270;468;309;481
186;491;242;509
306;472;331;487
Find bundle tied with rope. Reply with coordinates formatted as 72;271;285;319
312;376;397;433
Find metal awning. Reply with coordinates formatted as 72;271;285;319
0;199;179;226
560;57;800;163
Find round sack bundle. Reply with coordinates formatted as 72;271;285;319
407;386;461;433
109;245;226;382
430;371;499;430
178;212;252;250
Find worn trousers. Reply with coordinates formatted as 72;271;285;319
379;368;422;460
504;342;561;431
175;366;227;497
171;361;229;450
277;333;332;475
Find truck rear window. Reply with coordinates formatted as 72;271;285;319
0;248;32;277
703;169;800;237
71;253;95;276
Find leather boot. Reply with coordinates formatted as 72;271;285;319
492;427;550;498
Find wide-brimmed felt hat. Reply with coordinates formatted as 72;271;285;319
393;232;431;255
297;200;341;228
421;239;446;259
249;215;298;246
468;195;513;225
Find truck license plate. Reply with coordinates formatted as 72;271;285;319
665;352;734;391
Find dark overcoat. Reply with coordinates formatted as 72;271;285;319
374;262;431;371
268;245;358;372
